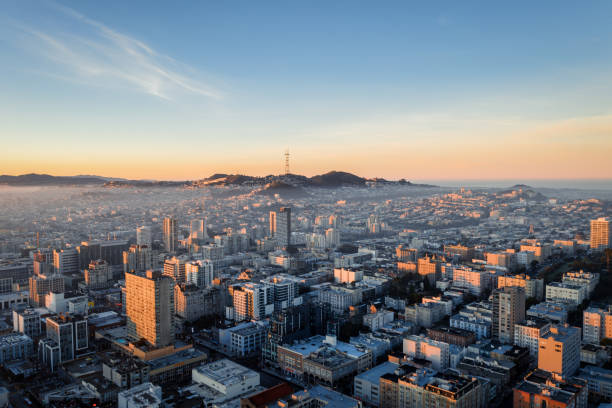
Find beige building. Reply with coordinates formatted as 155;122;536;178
590;217;611;250
125;270;175;348
538;324;581;380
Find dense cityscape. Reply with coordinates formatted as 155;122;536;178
2;1;612;407
0;175;611;407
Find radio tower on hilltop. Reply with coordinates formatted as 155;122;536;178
284;149;290;175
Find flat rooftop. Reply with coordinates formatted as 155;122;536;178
355;361;399;384
193;358;258;387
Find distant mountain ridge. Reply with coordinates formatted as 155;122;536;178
0;172;436;188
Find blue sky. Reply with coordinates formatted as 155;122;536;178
1;1;612;180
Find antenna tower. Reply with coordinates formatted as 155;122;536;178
284;149;290;175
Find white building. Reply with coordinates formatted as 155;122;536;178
261;274;301;310
219;321;267;357
334;268;363;284
449;301;492;339
514;318;551;358
403;335;450;370
185;260;214;288
118;382;162;408
562;270;599;298
405;302;445;328
191;359;260;402
452;267;491;296
318;285;362;314
232;283;273;321
422;295;453;316
545;282;587;306
362;308;394;332
353;361;399;406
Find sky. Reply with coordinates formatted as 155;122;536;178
1;1;612;182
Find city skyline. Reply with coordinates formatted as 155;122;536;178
2;1;612;181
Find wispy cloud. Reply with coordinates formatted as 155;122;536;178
12;3;221;101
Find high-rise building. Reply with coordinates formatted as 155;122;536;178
29;273;64;307
367;214;381;234
163;217;178;253
492;286;525;344
325;228;340;248
122;244;154;274
163;256;188;284
125;270;175;348
270;207;291;247
136;226;152;247
538;324;581;380
590;217;611;250
53;248;79;274
232;283;273;321
189;219;208;241
84;259;113;289
185;259;214;288
45;314;88;363
13;308;41;340
261;274;301;310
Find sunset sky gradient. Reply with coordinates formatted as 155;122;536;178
1;1;612;181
